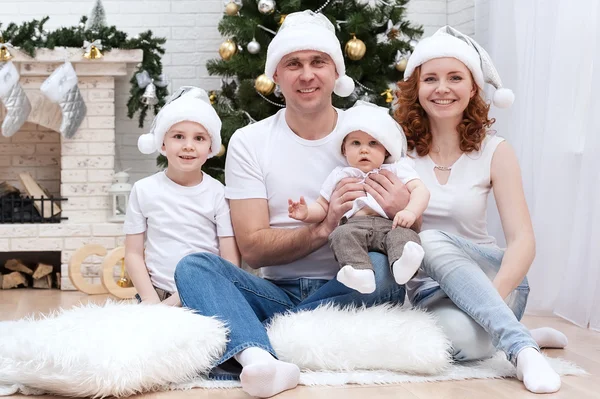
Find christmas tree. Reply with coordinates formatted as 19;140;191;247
86;0;107;31
160;0;423;181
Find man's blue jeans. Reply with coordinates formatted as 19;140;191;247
174;252;405;379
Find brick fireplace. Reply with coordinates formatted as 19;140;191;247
0;48;143;289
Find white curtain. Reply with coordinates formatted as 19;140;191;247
477;0;600;330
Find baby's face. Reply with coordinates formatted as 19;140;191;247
342;130;387;173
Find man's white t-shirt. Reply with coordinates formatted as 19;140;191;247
225;108;346;281
123;171;234;292
320;158;420;219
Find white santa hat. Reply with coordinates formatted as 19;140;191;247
335;101;407;164
265;10;355;97
404;25;514;108
137;86;222;157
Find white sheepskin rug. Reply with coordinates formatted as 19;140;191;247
0;302;586;397
0;301;228;398
267;304;451;374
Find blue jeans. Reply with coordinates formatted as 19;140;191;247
174;251;405;380
412;230;538;364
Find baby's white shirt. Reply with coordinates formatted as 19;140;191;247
320;158;420;219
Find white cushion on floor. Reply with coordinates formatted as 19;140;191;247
0;301;227;398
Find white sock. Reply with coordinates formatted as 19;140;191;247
516;347;561;394
336;265;376;294
530;327;568;349
234;347;300;398
392;242;425;285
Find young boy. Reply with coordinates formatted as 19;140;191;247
288;102;430;294
124;87;240;306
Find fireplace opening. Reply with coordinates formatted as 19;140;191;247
0;251;61;289
0;185;68;223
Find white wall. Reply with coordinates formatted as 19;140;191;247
0;0;474;183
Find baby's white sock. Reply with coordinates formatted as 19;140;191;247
235;347;300;398
516;347;561;394
337;265;376;294
392;242;425;285
530;327;568;349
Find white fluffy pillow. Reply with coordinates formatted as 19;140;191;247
267;304;452;374
0;301;227;398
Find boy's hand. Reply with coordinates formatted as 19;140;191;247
393;209;416;229
288;196;309;221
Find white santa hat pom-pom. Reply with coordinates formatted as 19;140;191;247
137;133;157;154
493;88;514;108
334;75;355;97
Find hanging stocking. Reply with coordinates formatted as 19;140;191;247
40;62;87;138
0;61;32;137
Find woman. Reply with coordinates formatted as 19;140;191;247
394;26;563;394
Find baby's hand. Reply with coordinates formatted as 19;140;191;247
393;209;416;229
288;196;309;221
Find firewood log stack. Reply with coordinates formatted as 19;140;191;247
1;259;57;289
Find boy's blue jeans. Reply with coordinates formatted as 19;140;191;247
174;251;405;380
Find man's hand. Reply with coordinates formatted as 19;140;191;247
365;170;410;218
288;196;309;221
317;177;365;236
393;209;416;229
161;292;182;307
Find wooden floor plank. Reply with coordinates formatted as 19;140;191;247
1;290;598;399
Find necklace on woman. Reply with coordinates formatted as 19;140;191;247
434;165;452;171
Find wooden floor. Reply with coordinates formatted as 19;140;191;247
1;289;599;399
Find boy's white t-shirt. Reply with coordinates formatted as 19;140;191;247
123;171;234;293
320;158;420;219
225;108;346;281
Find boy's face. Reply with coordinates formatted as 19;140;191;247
342;130;387;173
162;121;212;173
273;50;338;116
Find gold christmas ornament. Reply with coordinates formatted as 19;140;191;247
216;144;226;157
345;35;366;61
224;1;240;15
395;57;408;72
219;39;238;61
209;91;217;105
116;258;132;288
278;14;287;25
0;44;12;62
381;88;393;103
84;45;103;59
255;74;275;96
83;39;104;59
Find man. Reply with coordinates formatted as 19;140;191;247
175;10;410;398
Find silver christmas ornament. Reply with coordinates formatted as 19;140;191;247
247;38;261;54
136;70;169;107
141;83;158;105
258;0;276;14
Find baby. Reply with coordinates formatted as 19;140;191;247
288;102;430;293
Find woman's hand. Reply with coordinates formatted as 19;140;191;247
364;170;411;218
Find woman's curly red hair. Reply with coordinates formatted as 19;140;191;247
394;66;495;156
